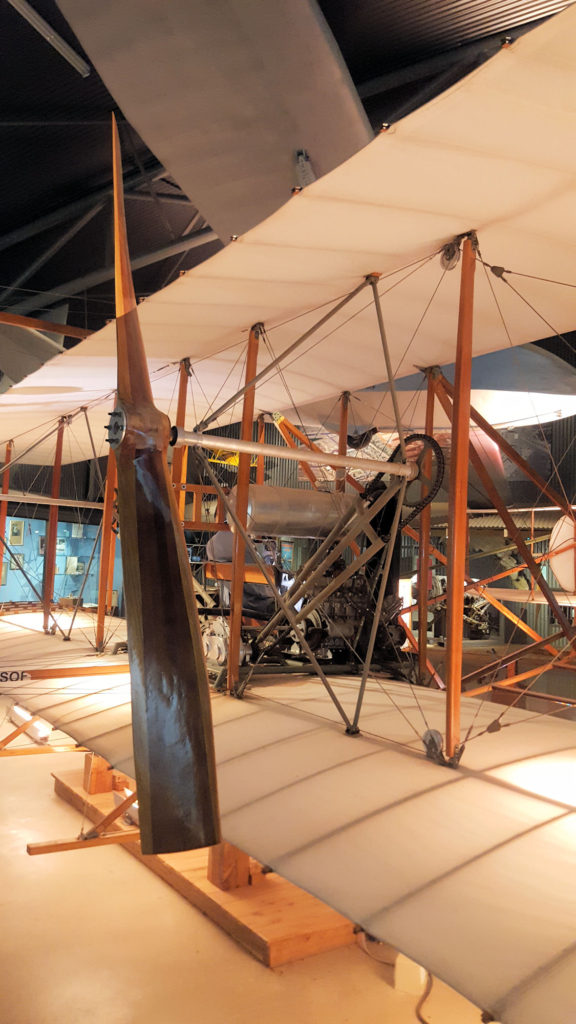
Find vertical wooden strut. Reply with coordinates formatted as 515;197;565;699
336;391;350;493
227;324;261;692
171;358;190;520
0;439;13;557
418;377;435;681
96;447;118;651
445;235;476;761
42;418;65;632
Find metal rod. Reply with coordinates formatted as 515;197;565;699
176;429;418;478
0;532;65;636
0;440;13;554
65;522;103;639
171;359;191;521
82;407;105;496
42;418;65;634
96;449;117;651
195;278;371;431
227;325;261;692
194;451;354;730
369;275;406;461
444;235;476;761
352;480;407;730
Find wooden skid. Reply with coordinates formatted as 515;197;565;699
52;769;355;967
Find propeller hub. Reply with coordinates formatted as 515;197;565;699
106;407;127;449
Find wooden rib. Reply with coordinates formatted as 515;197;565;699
27;831;140;855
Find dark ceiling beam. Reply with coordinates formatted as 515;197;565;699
10;226;219;315
357;17;553;100
125;192;192;205
0;160;165;255
5;0;91;78
0;202;106;307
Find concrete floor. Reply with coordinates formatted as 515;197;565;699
0;748;485;1024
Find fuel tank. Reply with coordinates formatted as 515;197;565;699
227;484;362;538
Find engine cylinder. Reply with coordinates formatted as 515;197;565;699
227;484;361;538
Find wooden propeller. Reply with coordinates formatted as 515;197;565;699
109;115;220;854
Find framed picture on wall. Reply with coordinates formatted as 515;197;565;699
9;520;23;546
10;554;23;572
71;523;84;538
39;536;46;556
56;538;66;553
1;562;7;586
65;556;78;575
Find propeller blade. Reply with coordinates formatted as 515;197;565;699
110;114;220;854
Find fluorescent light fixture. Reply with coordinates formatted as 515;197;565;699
9;704;52;744
6;0;90;78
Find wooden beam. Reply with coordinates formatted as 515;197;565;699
27;830;140;855
0;440;13;556
227;324;261;692
96;447;117;650
0;310;91;340
171;358;190;520
0;715;39;750
83;790;138;839
444;236;476;760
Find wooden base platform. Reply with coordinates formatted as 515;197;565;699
53;768;356;967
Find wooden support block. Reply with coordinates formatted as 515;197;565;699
83;753;114;794
207;841;251;891
52;769;355;967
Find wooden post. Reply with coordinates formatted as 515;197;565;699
96;449;118;651
445;235;476;760
418;377;435;680
256;414;266;485
207;841;251;891
227;324;261;691
171;358;190;520
42;418;65;632
336;391;350;493
0;440;13;560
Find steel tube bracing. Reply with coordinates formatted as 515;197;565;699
195;278;372;432
368;274;406;461
175;430;419;479
227;324;261;692
444;235;476;762
193;449;355;730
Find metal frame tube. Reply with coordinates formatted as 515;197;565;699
175;429;418;478
194;451;354;730
0;440;13;553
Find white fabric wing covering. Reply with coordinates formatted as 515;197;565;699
10;669;576;1024
1;9;576;462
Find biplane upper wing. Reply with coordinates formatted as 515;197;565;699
6;669;576;1024
0;7;576;461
